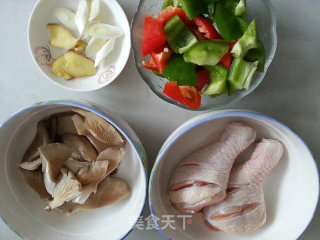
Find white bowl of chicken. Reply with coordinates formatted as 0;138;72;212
0;100;147;240
149;110;319;240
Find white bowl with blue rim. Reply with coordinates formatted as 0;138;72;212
28;0;131;91
0;100;147;240
149;110;319;240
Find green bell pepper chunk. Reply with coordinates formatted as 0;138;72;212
244;40;265;72
202;64;228;97
175;0;208;19
214;3;248;41
163;15;198;54
227;57;258;96
183;40;229;66
231;19;259;58
162;0;174;9
162;54;198;86
222;0;247;19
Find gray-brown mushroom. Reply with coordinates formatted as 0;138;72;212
19;157;42;170
22;120;51;163
64;158;91;174
68;177;130;213
46;168;82;210
62;133;97;161
56;114;78;136
97;147;125;176
19;169;51;200
39;143;73;194
72;108;124;146
77;160;109;185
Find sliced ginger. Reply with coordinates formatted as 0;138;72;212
52;51;96;80
47;24;78;50
52;54;74;80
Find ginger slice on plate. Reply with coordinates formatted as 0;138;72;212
51;54;74;80
47;24;78;50
62;51;96;77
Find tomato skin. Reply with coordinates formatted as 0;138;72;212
156;6;191;26
163;81;201;109
195;68;210;92
141;14;167;57
193;16;222;40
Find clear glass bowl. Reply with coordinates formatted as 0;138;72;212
131;0;277;111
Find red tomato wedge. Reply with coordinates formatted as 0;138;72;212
163;81;201;109
141;14;167;57
155;6;191;26
195;68;210;92
193;16;222;40
219;41;237;69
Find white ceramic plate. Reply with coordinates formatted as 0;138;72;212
0;100;147;240
28;0;131;91
149;110;319;240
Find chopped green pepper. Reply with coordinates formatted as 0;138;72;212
183;40;229;66
214;2;248;41
162;0;174;9
202;64;228;97
222;0;247;19
162;54;198;86
175;0;207;20
244;40;265;72
227;57;258;96
163;15;198;54
231;19;259;58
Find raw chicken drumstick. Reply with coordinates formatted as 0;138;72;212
168;123;256;213
203;139;283;233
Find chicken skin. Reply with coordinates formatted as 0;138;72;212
168;123;256;213
203;139;283;233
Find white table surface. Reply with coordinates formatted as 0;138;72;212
0;0;319;239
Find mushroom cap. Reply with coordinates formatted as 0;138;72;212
62;133;97;161
97;147;125;176
72;108;124;146
19;157;42;171
68;177;130;213
72;113;111;152
72;182;98;204
77;160;109;185
19;168;51;200
64;158;91;174
56;114;78;136
39;143;73;194
22;120;51;163
47;168;82;210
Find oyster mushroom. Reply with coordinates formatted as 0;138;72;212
22;120;51;163
56;113;78;136
71;114;109;152
68;177;130;213
72;182;99;204
46;168;82;211
20;169;51;200
77;160;109;185
72;108;124;146
18;157;42;170
64;158;91;174
97;147;125;176
39;143;73;194
62;133;97;161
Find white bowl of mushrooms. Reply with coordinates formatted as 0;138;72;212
0;100;147;240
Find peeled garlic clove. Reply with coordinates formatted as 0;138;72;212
88;0;100;21
94;38;115;67
54;7;77;31
86;22;123;39
75;0;89;35
85;37;107;59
